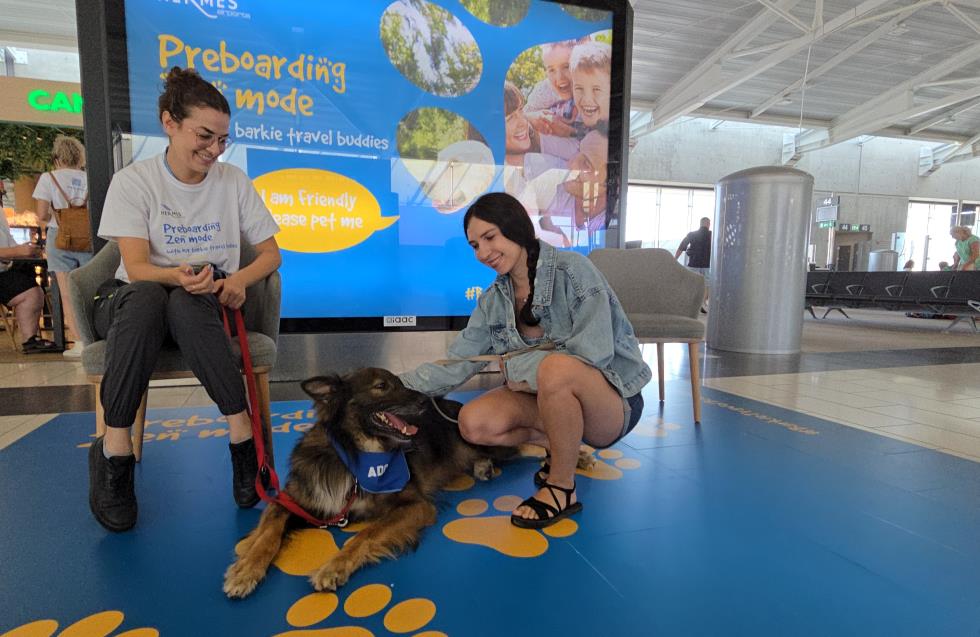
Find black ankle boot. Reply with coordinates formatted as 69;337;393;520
88;437;137;532
229;437;260;508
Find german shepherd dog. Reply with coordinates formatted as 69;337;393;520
223;368;507;598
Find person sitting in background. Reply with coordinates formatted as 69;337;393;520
0;210;58;353
902;259;915;271
951;226;980;271
938;261;952;271
33;135;93;359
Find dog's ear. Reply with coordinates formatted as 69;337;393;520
301;375;346;422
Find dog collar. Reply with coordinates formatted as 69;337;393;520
331;440;411;494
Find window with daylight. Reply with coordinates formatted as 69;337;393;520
625;184;715;257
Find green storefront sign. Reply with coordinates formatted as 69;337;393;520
27;89;83;114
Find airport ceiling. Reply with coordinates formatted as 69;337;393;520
5;0;980;169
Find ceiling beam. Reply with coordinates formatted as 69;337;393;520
944;1;980;35
837;0;941;31
757;0;811;31
785;39;980;158
919;130;980;175
835;40;980;131
751;6;921;118
907;97;980;134
643;0;803;136
626;96;973;145
648;0;897;136
836;85;980;141
0;29;76;51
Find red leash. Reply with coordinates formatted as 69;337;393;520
222;307;357;528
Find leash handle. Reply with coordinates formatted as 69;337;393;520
222;307;354;528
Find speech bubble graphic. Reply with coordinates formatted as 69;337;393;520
254;168;398;253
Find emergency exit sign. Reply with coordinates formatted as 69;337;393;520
817;221;835;229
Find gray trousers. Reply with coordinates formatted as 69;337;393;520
97;280;247;428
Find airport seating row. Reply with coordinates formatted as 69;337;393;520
804;270;980;332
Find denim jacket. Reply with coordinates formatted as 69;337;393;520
400;241;652;398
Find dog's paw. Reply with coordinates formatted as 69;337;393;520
310;563;351;592
577;447;598;471
223;560;264;599
472;457;495;481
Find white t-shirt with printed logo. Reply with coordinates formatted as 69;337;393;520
99;154;280;282
32;169;87;229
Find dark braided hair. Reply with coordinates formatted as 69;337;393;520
464;192;541;326
158;66;230;123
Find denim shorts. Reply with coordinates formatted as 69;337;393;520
588;391;645;450
45;226;93;272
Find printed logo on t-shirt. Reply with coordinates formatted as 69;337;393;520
160;204;182;218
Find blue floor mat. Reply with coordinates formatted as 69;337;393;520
2;383;980;636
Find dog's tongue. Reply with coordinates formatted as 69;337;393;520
384;412;418;436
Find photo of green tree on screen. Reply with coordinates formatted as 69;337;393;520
459;0;530;27
381;0;483;97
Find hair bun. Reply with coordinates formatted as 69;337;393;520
164;66;201;87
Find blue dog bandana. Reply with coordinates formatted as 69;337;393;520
331;440;411;494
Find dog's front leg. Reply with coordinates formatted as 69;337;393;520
310;500;437;592
224;503;291;598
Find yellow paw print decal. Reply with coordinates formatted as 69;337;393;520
272;584;445;636
574;446;642;481
0;611;157;637
236;528;344;578
442;495;577;558
631;416;683;439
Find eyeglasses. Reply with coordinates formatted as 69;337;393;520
191;128;232;149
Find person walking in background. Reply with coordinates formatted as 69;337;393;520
950;226;980;271
675;216;712;313
33;135;93;359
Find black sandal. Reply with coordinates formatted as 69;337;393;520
22;335;60;354
533;459;550;488
511;482;583;529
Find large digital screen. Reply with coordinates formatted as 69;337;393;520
118;0;628;331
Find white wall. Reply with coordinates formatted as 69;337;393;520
0;46;79;82
628;118;980;267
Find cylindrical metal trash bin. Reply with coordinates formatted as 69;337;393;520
868;249;899;272
707;166;814;354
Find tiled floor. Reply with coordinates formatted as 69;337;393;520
704;364;980;462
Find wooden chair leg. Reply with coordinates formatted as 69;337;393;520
656;343;665;402
688;341;702;424
0;304;17;350
255;371;275;468
94;381;106;438
132;391;148;463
